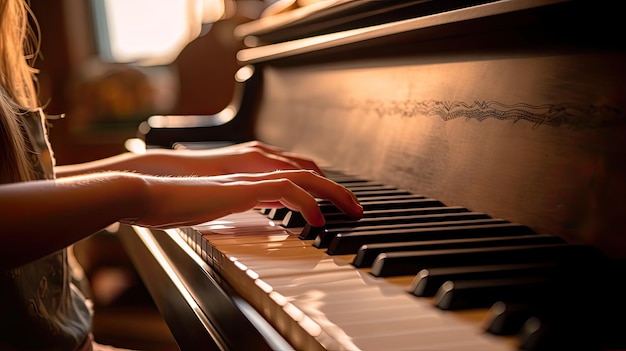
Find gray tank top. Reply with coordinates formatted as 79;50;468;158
0;109;92;350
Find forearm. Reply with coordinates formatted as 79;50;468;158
0;172;147;269
55;149;227;178
55;150;180;177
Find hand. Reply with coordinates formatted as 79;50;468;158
56;141;323;179
128;170;362;229
174;141;325;176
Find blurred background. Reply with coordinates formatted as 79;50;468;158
32;0;271;166
28;0;303;349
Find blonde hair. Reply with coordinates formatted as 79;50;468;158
0;0;41;183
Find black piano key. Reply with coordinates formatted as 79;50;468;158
281;211;308;228
515;261;626;351
285;202;460;228
259;175;390;220
409;261;565;297
297;212;490;236
346;189;413;197
516;312;602;351
483;301;536;336
299;206;469;240
341;184;398;192
434;277;552;310
324;205;469;222
317;213;497;248
324;209;482;233
329;176;369;184
299;225;325;240
317;193;424;205
342;194;434;204
518;310;626;351
370;243;601;277
267;207;291;220
355;234;565;268
324;222;534;252
518;317;558;351
336;179;380;184
284;203;442;228
270;186;411;221
332;178;368;184
323;218;511;251
281;191;423;227
316;196;442;214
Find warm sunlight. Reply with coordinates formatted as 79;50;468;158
96;0;225;65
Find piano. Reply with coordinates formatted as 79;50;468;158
120;0;626;350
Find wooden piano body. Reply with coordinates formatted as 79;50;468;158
122;0;626;350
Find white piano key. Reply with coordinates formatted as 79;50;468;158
181;211;516;350
210;242;354;277
264;272;512;350
250;263;510;350
353;326;513;351
339;314;452;337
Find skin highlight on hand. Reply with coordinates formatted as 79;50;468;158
129;170;362;229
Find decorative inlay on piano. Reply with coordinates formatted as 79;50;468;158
364;100;625;130
126;0;626;350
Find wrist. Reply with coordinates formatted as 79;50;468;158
111;172;150;224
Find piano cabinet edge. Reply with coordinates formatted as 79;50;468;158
117;225;222;350
118;224;291;351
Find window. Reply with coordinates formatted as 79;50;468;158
91;0;225;66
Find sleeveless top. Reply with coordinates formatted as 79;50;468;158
0;108;92;350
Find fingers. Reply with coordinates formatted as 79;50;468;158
243;179;327;226
278;152;324;175
207;141;325;175
242;142;325;175
245;149;303;171
219;170;363;220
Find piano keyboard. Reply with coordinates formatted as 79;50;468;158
174;171;625;351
